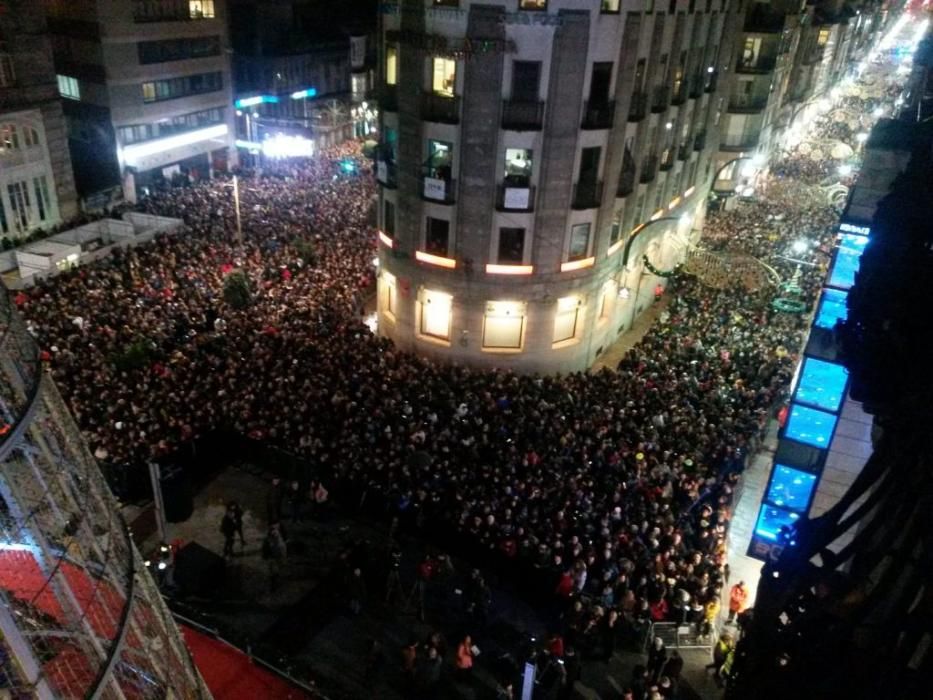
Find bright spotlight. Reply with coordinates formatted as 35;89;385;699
679;213;692;227
838;164;853;177
792;240;808;254
856;132;869;143
372;256;380;268
872;107;884;118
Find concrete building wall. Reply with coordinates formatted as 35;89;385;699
0;0;79;235
44;0;237;200
376;0;728;374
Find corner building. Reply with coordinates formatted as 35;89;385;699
376;0;733;373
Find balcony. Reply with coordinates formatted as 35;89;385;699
727;95;768;114
421;92;461;124
376;159;397;188
719;139;759;153
380;85;398;112
651;85;670;113
502;99;544;131
628;92;648;121
617;168;636;197
689;75;704;100
496;183;535;212
581;100;616;130
420;176;457;204
736;56;778;74
572;180;604;210
640;156;658;183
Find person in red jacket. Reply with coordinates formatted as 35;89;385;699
728;581;749;622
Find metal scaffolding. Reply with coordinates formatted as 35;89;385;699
0;290;210;698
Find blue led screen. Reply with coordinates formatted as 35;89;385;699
785;403;838;448
828;234;869;290
754;504;801;541
795;357;848;413
814;288;848;330
765;464;818;512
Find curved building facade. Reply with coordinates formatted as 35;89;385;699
375;0;732;373
0;293;209;697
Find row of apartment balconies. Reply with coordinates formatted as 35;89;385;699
380;72;718;129
377;129;708;206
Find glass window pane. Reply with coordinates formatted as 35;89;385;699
785;403;838;448
498;228;525;264
765;464;817;512
483;302;525;349
386;46;398;85
432;58;456;96
569;223;590;260
814;288;848;330
827;233;869;290
754;504;800;542
504;148;532;184
795;357;848;413
421;290;451;339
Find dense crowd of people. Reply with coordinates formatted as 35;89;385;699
17;138;827;650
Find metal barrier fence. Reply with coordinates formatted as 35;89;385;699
0;289;210;698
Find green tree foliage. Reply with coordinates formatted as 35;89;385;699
222;269;253;309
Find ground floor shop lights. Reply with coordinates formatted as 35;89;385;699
121;124;228;167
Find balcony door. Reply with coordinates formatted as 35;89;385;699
589;62;613;106
511;61;541;102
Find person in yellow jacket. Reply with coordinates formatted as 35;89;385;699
700;593;720;637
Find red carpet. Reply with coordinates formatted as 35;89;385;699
181;625;313;699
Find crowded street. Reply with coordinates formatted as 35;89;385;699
10;12;923;700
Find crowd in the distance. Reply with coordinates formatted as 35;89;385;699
16;140;837;664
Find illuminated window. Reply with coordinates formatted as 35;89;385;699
519;0;547;9
386;46;398;85
419;289;452;340
57;75;80;100
740;37;761;68
0;52;14;88
601;0;621;11
817;29;830;47
553;296;583;344
432;57;456;96
0;124;19;150
504;148;533;186
483;301;526;350
568;223;591;261
189;0;215;18
380;271;398;319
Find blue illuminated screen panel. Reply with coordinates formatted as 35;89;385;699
785;403;838;448
754;504;801;541
765;464;818;512
828;234;869;290
795;357;848;413
814;288;848;330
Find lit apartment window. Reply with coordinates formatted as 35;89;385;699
0;52;14;88
0;124;19;151
519;0;547;9
380;270;398;319
419;289;452;341
57;75;80;100
568;223;591;261
817;29;830;47
553;296;583;344
602;0;621;12
386;46;398;85
189;0;215;18
504;148;532;186
432;57;456;96
483;301;526;350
